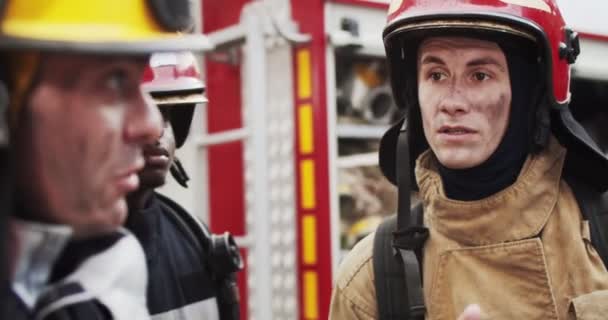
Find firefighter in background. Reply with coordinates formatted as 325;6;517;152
330;0;608;319
0;0;210;318
127;52;242;320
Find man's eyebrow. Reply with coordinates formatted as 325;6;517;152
420;55;445;65
467;57;506;70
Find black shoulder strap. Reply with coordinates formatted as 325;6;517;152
384;119;428;319
374;204;424;320
565;176;608;267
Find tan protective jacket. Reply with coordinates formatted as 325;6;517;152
329;138;608;319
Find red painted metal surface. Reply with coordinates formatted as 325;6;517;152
386;0;572;105
291;1;333;319
202;1;251;318
330;0;389;10
202;0;248;237
579;31;608;43
204;47;246;235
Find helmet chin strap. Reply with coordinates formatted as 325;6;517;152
170;157;190;188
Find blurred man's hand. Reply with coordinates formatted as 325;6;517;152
457;304;482;320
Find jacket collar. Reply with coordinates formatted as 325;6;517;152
10;219;73;308
416;136;565;246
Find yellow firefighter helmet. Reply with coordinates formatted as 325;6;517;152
0;0;213;127
0;0;211;54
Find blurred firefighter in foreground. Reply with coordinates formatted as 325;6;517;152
330;0;608;319
1;0;210;318
126;52;242;320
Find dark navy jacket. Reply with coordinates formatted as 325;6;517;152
126;193;221;320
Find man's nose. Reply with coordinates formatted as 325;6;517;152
124;93;163;145
439;85;469;116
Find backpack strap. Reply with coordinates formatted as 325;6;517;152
374;203;425;320
388;120;428;319
565;176;608;267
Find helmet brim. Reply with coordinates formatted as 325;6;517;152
0;33;212;54
153;93;207;106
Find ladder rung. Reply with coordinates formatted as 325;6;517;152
234;235;252;248
195;128;249;147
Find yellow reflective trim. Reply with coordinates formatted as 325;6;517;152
300;160;316;209
297;49;312;100
303;271;319;319
299;104;314;154
302;215;317;265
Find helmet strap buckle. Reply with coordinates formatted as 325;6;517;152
559;28;580;64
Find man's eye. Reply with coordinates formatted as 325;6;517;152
473;72;489;81
430;72;445;81
105;70;129;92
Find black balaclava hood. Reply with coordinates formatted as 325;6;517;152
437;45;539;201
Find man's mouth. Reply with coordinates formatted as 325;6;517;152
115;159;144;194
143;147;170;167
438;125;477;135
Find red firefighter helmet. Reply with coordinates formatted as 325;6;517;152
385;0;575;105
379;0;608;192
142;51;207;149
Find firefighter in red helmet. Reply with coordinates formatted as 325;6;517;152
127;51;242;320
330;0;608;319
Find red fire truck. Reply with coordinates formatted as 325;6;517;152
158;1;608;319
